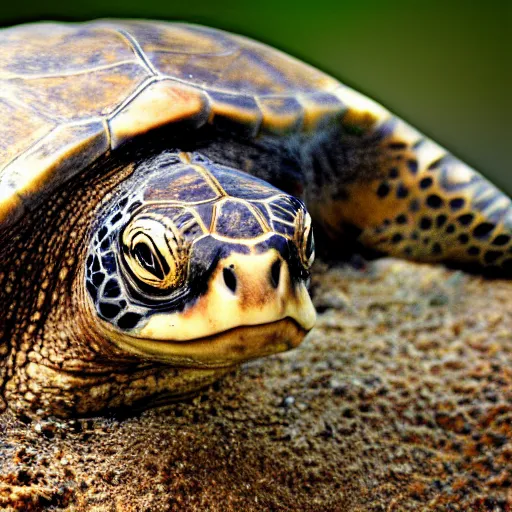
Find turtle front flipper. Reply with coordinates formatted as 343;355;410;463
308;84;512;277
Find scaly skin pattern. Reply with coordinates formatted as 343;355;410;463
0;156;230;417
0;145;313;418
304;87;512;275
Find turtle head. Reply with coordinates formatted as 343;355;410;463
84;153;316;369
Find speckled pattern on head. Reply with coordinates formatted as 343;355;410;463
85;151;313;335
0;20;511;417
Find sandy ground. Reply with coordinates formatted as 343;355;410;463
0;259;511;511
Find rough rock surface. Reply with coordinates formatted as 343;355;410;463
0;259;511;511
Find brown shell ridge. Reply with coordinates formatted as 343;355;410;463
114;27;159;77
106;75;159;121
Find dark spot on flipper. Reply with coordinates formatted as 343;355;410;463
502;258;512;272
389;168;399;179
473;222;495;240
409;199;420;212
99;302;121;319
427;156;446;171
468;246;480;256
449;198;465;211
436;214;447;228
426;195;444;209
457;214;474;226
420;177;433;189
397;184;409;198
411;231;419;241
420;217;432;230
412;139;426;150
388;142;407;150
432;243;442;255
484;251;501;264
404;246;413;256
458;234;469;245
492;234;510;246
118;312;143;330
396;214;407;225
391;233;403;244
407;159;418;174
377;182;390;198
446;224;456;234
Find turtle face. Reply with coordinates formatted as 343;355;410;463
85;153;316;368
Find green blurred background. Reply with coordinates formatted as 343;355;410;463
1;0;510;193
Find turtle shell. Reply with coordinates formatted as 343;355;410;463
0;20;346;231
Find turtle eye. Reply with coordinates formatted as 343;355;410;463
121;216;183;291
300;214;315;269
132;238;168;281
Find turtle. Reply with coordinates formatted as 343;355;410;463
0;20;510;418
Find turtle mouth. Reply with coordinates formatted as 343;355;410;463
111;318;308;369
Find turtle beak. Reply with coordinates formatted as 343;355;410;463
113;250;316;367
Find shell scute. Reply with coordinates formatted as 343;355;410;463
209;165;281;201
142;164;222;204
108;80;207;149
207;91;262;137
0;24;136;79
0;20;344;231
0;96;54;176
259;96;303;135
214;200;266;239
9;62;151;122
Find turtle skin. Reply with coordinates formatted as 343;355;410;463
0;20;511;420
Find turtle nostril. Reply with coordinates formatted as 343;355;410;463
223;267;237;293
270;259;281;289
